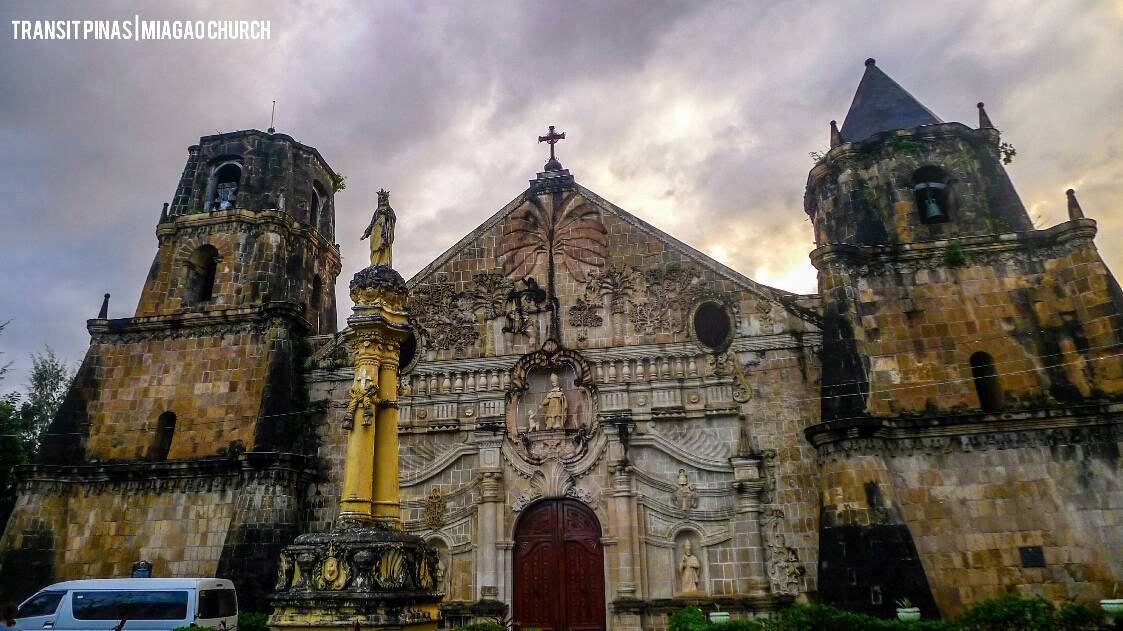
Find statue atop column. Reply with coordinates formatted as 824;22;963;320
361;189;396;267
271;186;442;631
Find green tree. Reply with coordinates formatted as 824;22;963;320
26;346;73;444
0;325;74;529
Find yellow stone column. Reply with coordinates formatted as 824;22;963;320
341;279;409;528
337;356;380;524
372;356;402;526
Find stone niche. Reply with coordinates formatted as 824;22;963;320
514;365;591;434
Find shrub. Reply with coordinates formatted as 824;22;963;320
955;593;1057;630
239;611;271;631
669;606;709;631
1055;600;1105;630
944;241;969;267
451;624;506;631
668;597;1116;631
759;602;950;630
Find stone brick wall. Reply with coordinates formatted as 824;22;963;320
135;211;339;334
814;223;1123;418
169;130;338;240
0;470;237;603
805;123;1031;249
812;409;1123;616
74;320;281;460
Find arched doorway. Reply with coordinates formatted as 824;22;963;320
513;499;605;631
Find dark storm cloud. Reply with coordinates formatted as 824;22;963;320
2;1;1121;386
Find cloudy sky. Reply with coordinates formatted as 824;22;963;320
2;0;1122;387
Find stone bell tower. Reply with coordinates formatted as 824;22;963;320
0;129;342;609
803;59;1123;617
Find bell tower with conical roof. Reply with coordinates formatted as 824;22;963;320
804;60;1123;618
807;58;1031;249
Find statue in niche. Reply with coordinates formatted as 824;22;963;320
672;468;699;510
532;372;568;430
679;540;703;594
436;555;447;593
361;189;396;267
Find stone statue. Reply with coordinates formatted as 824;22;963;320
361;189;396;267
538;372;568;429
436;556;447;593
679;540;702;594
346;368;379;427
672;468;699;510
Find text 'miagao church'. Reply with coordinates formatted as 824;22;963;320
3;59;1123;630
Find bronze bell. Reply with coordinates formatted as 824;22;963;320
914;181;947;222
922;195;944;221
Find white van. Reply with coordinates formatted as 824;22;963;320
14;578;237;631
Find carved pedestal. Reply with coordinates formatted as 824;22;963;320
269;527;443;631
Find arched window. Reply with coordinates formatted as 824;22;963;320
309;181;328;230
970;352;1003;412
203;159;243;211
148;411;176;460
912;166;950;224
310;276;323;329
185;245;219;305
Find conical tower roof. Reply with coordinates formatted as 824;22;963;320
839;59;942;143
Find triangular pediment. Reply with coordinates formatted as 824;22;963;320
403;179;819;360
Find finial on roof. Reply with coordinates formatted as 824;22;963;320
865;58;876;66
538;125;566;171
159;202;169;223
99;293;110;319
977;102;994;129
1066;189;1085;220
830;120;843;148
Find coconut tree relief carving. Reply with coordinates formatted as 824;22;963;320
498;192;607;338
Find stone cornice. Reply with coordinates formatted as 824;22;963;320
157;207;342;266
806;401;1123;461
810;218;1098;270
807;121;993;191
87;302;310;340
16;451;316;495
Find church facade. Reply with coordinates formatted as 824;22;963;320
3;60;1123;630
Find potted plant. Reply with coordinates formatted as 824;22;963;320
707;610;730;624
1102;583;1123;624
896;598;921;622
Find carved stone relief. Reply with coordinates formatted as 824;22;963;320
671;468;699;511
629;264;718;336
762;508;805;597
407;280;479;353
511;458;594;512
422;487;445;530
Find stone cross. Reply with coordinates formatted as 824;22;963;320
538;125;566;162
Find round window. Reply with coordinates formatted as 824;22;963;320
692;301;732;351
399;330;419;373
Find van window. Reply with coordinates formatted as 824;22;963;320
17;591;64;618
197;590;237;618
73;591;189;620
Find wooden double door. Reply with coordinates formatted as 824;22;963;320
513;499;605;631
